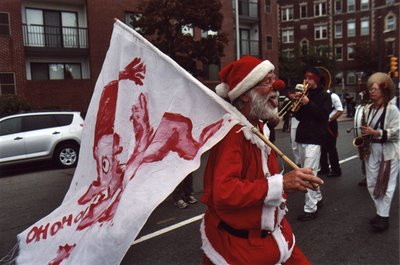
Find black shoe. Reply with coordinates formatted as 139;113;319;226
371;216;389;232
327;171;342;177
318;170;329;176
358;178;367;187
317;199;323;208
297;211;318;221
370;215;380;225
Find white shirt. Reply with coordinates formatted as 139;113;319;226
329;93;344;119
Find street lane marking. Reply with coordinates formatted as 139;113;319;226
132;154;359;245
133;214;204;245
339;155;358;164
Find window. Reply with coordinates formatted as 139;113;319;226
282;49;294;58
266;36;273;50
300;4;307;18
0;73;16;95
385;15;396;31
201;30;218;38
386;0;395;4
347;45;355;60
31;63;82;80
347;0;355;12
25;8;80;48
314;24;328;40
316;46;329;56
385;40;395;56
361;18;369;35
265;0;271;13
0;117;22;136
335;0;342;14
282;7;293;21
347;20;356;36
22;115;58;131
300;39;309;55
335;22;342;38
335;72;343;85
347;72;356;84
314;2;327;17
53;114;73;126
0;12;10;35
282;29;294;43
125;12;142;32
335;46;343;60
181;24;193;36
361;0;369;10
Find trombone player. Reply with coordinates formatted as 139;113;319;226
294;67;332;221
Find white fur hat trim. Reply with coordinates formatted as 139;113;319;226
228;60;274;101
215;82;229;98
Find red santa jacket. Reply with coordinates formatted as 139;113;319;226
200;124;295;265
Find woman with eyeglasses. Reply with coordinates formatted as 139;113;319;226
360;72;399;232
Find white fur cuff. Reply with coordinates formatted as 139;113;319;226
264;173;283;207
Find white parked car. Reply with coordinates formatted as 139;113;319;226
0;111;84;168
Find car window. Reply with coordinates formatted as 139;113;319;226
54;114;73;126
0;117;22;136
22;115;58;131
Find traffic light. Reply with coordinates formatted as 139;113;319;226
389;56;398;77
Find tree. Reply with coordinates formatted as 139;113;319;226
279;45;335;89
130;0;227;77
353;43;379;77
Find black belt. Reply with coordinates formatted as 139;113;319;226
218;221;271;239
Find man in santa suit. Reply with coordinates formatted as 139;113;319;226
200;56;324;265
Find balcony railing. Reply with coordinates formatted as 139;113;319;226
240;39;260;57
238;0;258;18
23;24;88;48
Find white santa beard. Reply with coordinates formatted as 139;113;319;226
249;90;278;120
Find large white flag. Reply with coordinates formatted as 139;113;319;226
16;20;250;264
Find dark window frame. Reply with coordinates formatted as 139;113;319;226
0;72;16;95
0;12;10;35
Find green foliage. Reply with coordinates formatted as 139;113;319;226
0;94;32;117
279;45;336;88
353;44;379;76
130;0;227;77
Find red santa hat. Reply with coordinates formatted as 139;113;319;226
215;56;275;102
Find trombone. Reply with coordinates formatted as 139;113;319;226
277;81;308;120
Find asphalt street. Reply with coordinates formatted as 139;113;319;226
0;119;398;265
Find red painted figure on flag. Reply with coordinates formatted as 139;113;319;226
76;57;223;230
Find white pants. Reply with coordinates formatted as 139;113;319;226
299;144;322;213
365;143;399;217
290;127;300;165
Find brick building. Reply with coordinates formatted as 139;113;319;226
278;0;399;99
0;0;279;114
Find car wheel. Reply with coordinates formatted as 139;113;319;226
54;143;79;168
